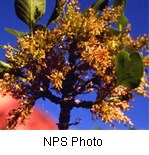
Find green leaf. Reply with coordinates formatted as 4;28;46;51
14;0;46;30
46;0;65;26
117;12;128;32
0;61;11;73
91;0;109;12
115;51;144;89
33;24;47;32
82;0;109;15
109;28;120;35
113;0;128;31
5;28;26;37
114;0;126;7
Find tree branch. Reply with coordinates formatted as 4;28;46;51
71;99;94;109
36;90;61;105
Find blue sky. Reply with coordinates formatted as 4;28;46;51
0;0;148;130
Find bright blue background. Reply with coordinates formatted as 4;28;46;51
0;0;148;129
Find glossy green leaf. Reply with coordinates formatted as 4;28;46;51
0;61;11;73
14;0;46;30
5;28;26;37
115;51;144;89
47;0;65;26
113;0;128;31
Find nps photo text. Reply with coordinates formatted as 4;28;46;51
44;136;103;147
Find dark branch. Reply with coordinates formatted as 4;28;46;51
35;89;94;109
71;99;94;109
35;90;61;104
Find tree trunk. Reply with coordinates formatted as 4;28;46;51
58;103;71;130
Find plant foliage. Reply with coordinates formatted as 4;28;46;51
114;0;128;31
0;0;149;130
5;28;26;37
14;0;46;30
115;51;144;89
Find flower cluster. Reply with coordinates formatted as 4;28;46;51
49;70;65;90
60;3;122;41
122;34;149;52
1;29;70;128
6;103;33;129
92;100;133;126
2;29;69;94
1;0;149;128
80;38;111;76
134;74;149;97
92;85;134;125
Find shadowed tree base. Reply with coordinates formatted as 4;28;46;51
58;104;72;130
